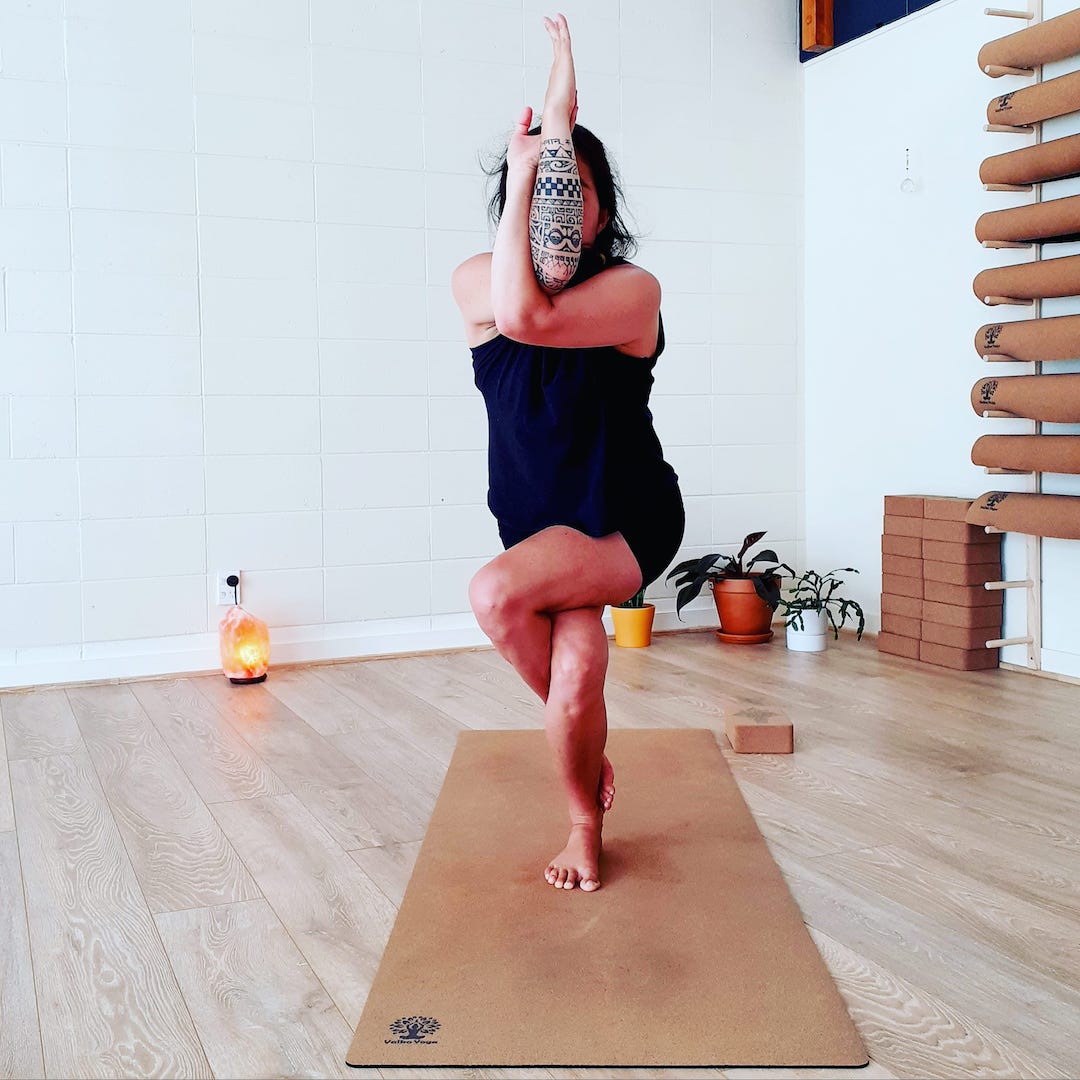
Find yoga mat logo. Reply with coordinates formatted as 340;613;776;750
980;379;998;404
983;492;1009;512
385;1016;441;1045
995;92;1014;113
984;324;1003;349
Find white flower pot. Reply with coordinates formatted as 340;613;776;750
785;609;829;652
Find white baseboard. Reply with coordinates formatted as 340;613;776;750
0;601;723;692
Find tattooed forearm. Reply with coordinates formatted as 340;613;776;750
530;136;583;292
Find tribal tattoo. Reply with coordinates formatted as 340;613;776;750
530;136;583;292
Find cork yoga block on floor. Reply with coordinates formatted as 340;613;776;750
973;253;1080;304
922;539;1001;566
882;573;922;600
877;632;920;660
972;434;1080;475
881;593;922;619
923;599;1003;629
975;314;1080;363
882;553;922;579
971;372;1080;422
922;496;978;522
924;560;1001;587
724;706;794;755
883;495;924;517
920;640;1000;671
967;490;1080;540
922;518;1000;544
878;496;1003;671
986;70;1080;128
978;8;1080;75
881;613;920;639
980;133;1080;187
976;194;1080;246
882;533;922;558
924;580;1005;607
922;621;998;651
883;514;922;538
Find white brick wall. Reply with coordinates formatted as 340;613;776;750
0;0;804;685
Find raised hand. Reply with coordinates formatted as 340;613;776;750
542;13;578;130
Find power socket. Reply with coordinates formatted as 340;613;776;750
216;571;241;606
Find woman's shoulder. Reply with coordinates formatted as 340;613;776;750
603;257;659;290
451;251;492;292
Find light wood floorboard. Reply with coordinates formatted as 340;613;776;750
1;629;1077;1078
0;830;44;1078
154;899;358;1079
194;674;427;848
66;683;261;914
9;752;211;1078
0;717;14;833
2;688;84;760
129;678;287;804
209;793;398;1026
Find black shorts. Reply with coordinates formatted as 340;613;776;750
616;483;685;592
495;484;685;593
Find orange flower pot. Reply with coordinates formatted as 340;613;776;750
711;577;775;639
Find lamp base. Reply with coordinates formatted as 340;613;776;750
228;674;268;685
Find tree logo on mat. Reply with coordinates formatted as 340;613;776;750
385;1016;441;1045
983;492;1009;512
996;92;1014;112
980;379;998;404
984;325;1003;348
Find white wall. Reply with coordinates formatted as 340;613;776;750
0;0;804;688
803;0;1080;678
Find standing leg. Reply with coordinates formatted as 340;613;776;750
542;605;610;891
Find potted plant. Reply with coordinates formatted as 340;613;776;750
778;567;865;652
610;586;654;648
666;531;794;643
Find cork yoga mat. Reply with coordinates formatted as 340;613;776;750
986;70;1080;128
972;434;1080;475
975;312;1080;363
971;373;1080;422
979;8;1080;75
980;133;1080;187
976;193;1080;246
974;253;1080;304
967;491;1080;540
346;728;868;1069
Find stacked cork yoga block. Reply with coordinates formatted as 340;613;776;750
879;495;1002;671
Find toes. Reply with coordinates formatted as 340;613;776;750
581;877;600;891
556;867;569;888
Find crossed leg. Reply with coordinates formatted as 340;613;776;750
468;524;643;891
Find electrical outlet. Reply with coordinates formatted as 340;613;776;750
216;571;241;606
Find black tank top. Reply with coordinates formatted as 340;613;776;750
470;255;679;546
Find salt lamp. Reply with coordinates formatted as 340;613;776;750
218;602;270;684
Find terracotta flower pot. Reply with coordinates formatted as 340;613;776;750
711;577;775;638
611;603;655;648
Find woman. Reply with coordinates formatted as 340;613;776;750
451;14;684;893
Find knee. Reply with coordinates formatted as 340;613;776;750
549;640;607;713
468;566;525;638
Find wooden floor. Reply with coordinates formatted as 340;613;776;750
1;628;1077;1080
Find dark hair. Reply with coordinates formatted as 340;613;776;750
484;123;637;263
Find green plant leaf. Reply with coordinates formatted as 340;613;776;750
736;531;767;564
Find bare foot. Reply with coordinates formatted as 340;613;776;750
599;753;615;812
545;812;603;891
